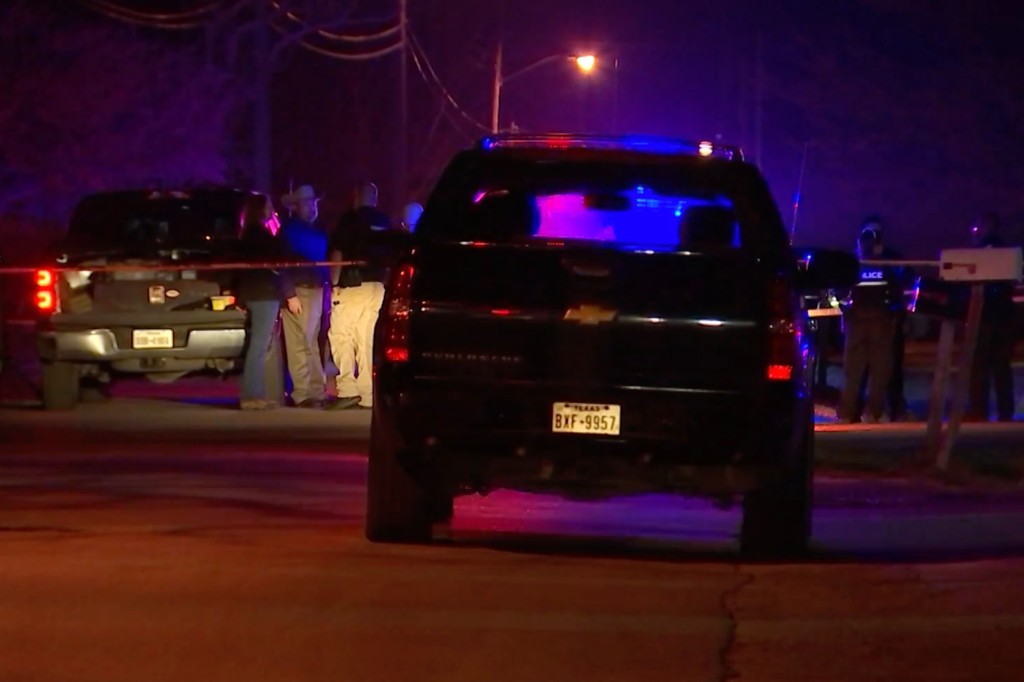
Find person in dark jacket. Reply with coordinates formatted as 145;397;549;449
854;215;915;421
235;194;292;410
839;220;906;423
326;182;402;409
967;212;1017;422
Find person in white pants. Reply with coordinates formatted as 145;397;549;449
329;281;385;407
327;182;397;409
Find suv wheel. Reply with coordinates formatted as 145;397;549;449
740;419;813;559
365;414;434;543
41;361;81;411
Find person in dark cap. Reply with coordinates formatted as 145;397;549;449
839;217;907;423
853;215;914;421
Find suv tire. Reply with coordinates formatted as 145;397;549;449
365;414;434;543
41;361;80;411
740;418;813;558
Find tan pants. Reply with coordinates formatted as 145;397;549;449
329;282;385;407
282;285;326;404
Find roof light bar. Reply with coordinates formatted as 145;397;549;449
478;134;743;160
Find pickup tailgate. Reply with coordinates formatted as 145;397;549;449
409;242;770;392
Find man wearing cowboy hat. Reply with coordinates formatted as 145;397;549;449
278;184;329;408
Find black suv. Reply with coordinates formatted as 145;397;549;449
35;188;264;409
367;135;856;556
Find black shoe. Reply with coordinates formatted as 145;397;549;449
325;396;362;410
295;399;324;409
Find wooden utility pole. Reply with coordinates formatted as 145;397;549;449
395;0;408;212
936;284;985;470
925;318;957;458
253;0;272;192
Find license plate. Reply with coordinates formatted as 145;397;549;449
552;402;621;435
132;329;173;349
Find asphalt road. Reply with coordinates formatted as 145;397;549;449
2;385;1024;681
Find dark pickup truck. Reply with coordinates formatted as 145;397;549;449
34;188;265;409
367;134;857;556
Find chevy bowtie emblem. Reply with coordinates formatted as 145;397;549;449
563;304;617;325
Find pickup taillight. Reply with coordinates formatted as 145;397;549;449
35;269;56;312
767;275;797;381
382;263;415;363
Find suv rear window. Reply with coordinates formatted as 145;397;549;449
66;190;247;250
418;152;788;252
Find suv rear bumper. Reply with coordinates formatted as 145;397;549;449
374;374;811;498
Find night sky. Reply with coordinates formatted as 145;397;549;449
3;0;1023;256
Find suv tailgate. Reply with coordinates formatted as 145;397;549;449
409;242;770;392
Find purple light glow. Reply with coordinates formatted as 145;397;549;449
530;188;734;248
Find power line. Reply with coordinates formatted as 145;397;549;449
269;1;400;43
81;0;403;56
267;1;403;60
408;31;490;134
315;23;401;43
79;0;223;29
267;21;402;60
296;37;403;60
92;0;224;20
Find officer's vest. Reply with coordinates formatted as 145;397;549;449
852;265;900;311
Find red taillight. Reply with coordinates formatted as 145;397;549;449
382;263;415;363
35;290;55;311
35;269;54;287
385;347;410;363
35;269;57;312
767;276;796;381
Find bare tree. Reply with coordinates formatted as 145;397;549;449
0;0;238;237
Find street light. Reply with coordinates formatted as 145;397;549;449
490;45;597;133
574;54;596;73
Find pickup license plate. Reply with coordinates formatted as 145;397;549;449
552;402;621;435
132;329;173;349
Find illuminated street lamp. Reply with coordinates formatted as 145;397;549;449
491;45;597;133
574;54;596;73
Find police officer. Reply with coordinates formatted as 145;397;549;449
967;212;1016;422
854;215;914;420
839;220;905;423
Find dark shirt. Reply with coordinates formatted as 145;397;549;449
279;215;329;287
329;206;403;286
233;225;295;302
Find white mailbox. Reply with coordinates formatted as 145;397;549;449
939;247;1022;282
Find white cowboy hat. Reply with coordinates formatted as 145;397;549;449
281;184;322;209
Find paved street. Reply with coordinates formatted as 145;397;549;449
2;383;1024;681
